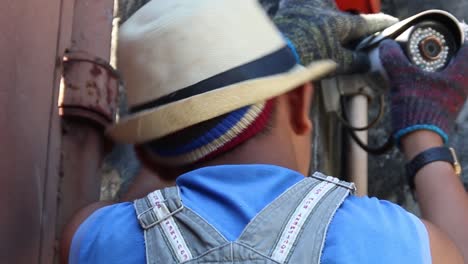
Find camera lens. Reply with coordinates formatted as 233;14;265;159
419;37;442;60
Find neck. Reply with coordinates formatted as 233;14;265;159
150;128;301;180
191;124;302;175
147;103;306;179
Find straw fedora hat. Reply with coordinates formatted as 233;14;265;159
107;0;337;144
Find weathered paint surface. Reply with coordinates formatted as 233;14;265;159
59;51;119;127
0;0;66;263
0;0;114;263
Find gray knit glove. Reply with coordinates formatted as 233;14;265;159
379;40;468;144
273;0;398;74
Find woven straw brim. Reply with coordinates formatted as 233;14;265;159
107;60;337;144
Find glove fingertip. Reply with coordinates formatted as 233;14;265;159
360;13;399;33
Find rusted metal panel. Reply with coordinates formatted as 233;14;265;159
0;0;115;263
0;0;64;263
40;0;76;262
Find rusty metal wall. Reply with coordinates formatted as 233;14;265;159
0;0;68;263
0;0;114;263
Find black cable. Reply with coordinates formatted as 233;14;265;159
338;93;395;155
336;93;385;131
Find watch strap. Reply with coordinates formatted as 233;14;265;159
406;146;454;189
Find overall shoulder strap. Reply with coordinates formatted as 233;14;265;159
134;187;193;263
286;172;355;264
238;172;355;264
134;187;229;264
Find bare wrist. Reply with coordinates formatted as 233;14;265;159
401;130;444;160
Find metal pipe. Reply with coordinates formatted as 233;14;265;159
55;0;115;257
348;95;369;196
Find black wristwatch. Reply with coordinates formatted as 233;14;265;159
406;146;461;189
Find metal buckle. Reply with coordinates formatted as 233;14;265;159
449;147;462;177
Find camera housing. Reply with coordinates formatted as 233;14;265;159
357;10;465;79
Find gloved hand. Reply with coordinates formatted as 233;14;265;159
379;39;468;144
273;0;398;74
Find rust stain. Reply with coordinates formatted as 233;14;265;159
106;70;113;105
90;64;102;76
94;80;101;99
86;80;95;96
86;80;97;89
66;83;80;91
61;55;119;124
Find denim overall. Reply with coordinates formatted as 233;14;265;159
134;172;355;263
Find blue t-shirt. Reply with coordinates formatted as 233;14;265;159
70;165;431;263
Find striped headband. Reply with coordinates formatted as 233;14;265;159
144;99;276;166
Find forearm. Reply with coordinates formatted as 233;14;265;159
401;130;468;260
